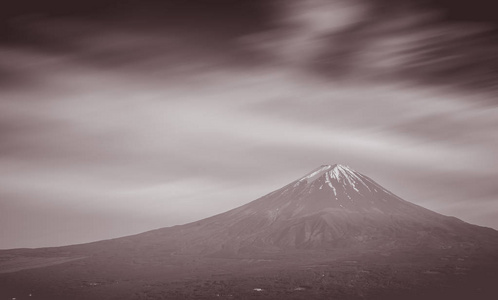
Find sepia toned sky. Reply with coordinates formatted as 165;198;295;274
1;0;497;249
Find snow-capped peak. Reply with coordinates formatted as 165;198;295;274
330;164;354;180
297;164;372;191
327;164;373;190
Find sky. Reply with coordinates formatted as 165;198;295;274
1;0;498;249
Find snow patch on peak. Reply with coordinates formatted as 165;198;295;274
299;165;333;183
297;164;365;190
334;164;353;172
329;164;358;184
326;164;374;193
324;171;337;195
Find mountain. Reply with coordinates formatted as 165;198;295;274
129;164;495;256
1;164;498;300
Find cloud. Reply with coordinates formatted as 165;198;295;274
0;2;497;248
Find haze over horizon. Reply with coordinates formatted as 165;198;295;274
1;0;498;249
